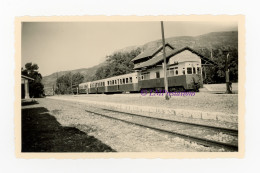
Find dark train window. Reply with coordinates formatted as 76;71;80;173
107;81;109;86
120;79;122;84
112;80;114;85
126;78;129;84
176;70;178;75
197;67;201;74
156;72;160;78
115;80;117;85
129;77;132;83
193;67;196;74
182;68;185;75
123;78;125;84
187;67;192;74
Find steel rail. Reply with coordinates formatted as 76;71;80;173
102;108;238;136
85;109;238;151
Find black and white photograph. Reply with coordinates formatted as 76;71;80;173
17;16;244;157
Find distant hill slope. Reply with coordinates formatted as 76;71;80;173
143;31;238;50
42;31;237;89
42;62;106;89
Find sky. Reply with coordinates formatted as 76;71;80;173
22;21;237;76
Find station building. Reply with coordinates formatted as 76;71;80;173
21;75;34;99
132;43;216;86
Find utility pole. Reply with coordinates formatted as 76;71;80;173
70;73;73;94
161;21;169;100
224;51;232;94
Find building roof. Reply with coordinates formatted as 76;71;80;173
131;43;174;62
133;46;217;70
21;75;34;80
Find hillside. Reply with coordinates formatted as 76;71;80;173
42;31;238;89
42;62;106;89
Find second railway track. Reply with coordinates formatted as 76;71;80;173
85;107;238;151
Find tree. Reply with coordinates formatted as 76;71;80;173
55;72;84;94
94;48;141;80
197;47;238;84
22;62;44;98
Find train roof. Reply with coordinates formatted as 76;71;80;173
89;72;137;83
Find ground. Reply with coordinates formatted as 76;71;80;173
21;88;238;152
53;90;238;114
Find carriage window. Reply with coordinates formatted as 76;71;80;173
197;67;201;74
107;81;109;86
141;75;144;80
187;67;192;74
156;72;160;78
193;67;196;74
123;78;125;84
126;78;129;84
175;70;178;75
129;77;132;83
120;79;122;84
115;80;117;85
182;68;185;75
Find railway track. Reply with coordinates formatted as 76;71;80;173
85;107;238;151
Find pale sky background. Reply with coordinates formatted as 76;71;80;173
22;21;237;76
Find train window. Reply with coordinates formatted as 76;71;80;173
176;70;178;75
115;80;117;85
129;77;132;83
193;67;196;74
120;79;122;84
197;67;201;74
156;72;160;78
107;81;109;86
187;67;192;74
126;78;129;84
123;78;125;84
103;82;105;86
182;68;185;75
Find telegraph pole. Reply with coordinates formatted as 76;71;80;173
161;21;169;100
224;51;232;94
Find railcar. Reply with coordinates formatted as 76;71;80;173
87;73;139;94
138;63;202;92
78;60;203;94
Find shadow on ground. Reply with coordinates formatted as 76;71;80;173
22;100;39;106
22;107;115;152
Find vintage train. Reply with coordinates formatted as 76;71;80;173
73;46;212;94
75;63;202;94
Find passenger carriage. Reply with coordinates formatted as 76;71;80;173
78;45;215;94
88;73;139;94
